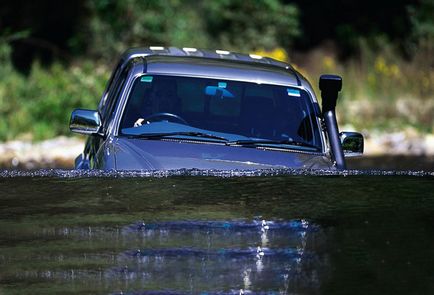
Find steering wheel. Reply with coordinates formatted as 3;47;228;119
143;112;188;125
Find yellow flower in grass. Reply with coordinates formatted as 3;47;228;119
322;56;336;71
374;57;402;79
375;57;387;74
252;48;289;62
389;64;401;79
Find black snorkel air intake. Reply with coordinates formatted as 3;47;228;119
319;75;346;170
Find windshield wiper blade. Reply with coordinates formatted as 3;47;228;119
226;139;319;150
129;132;229;141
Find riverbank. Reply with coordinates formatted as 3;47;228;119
1;131;433;170
358;128;434;156
0;136;83;169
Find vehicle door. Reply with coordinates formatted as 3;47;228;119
88;63;131;168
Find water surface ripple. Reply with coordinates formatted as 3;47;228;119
0;168;433;294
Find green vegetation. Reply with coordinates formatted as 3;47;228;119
0;0;432;141
0;43;108;140
80;0;300;59
294;39;434;132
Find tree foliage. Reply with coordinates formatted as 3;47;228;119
203;0;299;51
76;0;299;59
0;0;432;65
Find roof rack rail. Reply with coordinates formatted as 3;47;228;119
120;46;292;70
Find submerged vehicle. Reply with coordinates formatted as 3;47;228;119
70;46;363;170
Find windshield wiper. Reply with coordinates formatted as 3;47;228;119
128;132;319;150
128;132;229;142
226;139;319;150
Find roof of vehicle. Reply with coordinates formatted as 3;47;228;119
121;46;303;86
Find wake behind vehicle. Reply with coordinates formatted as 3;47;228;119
70;47;363;170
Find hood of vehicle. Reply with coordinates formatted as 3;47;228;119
111;138;332;170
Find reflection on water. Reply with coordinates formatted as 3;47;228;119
1;219;326;294
111;220;324;294
0;170;434;294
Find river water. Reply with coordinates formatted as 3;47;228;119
1;169;434;294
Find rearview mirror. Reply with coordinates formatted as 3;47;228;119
70;109;102;135
340;132;364;157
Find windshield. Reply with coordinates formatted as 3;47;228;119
120;75;322;151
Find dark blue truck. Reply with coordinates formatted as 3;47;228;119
70;47;363;170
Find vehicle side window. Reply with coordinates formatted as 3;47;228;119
98;60;123;115
101;65;130;130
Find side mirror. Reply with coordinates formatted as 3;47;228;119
340;132;364;157
70;109;102;135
